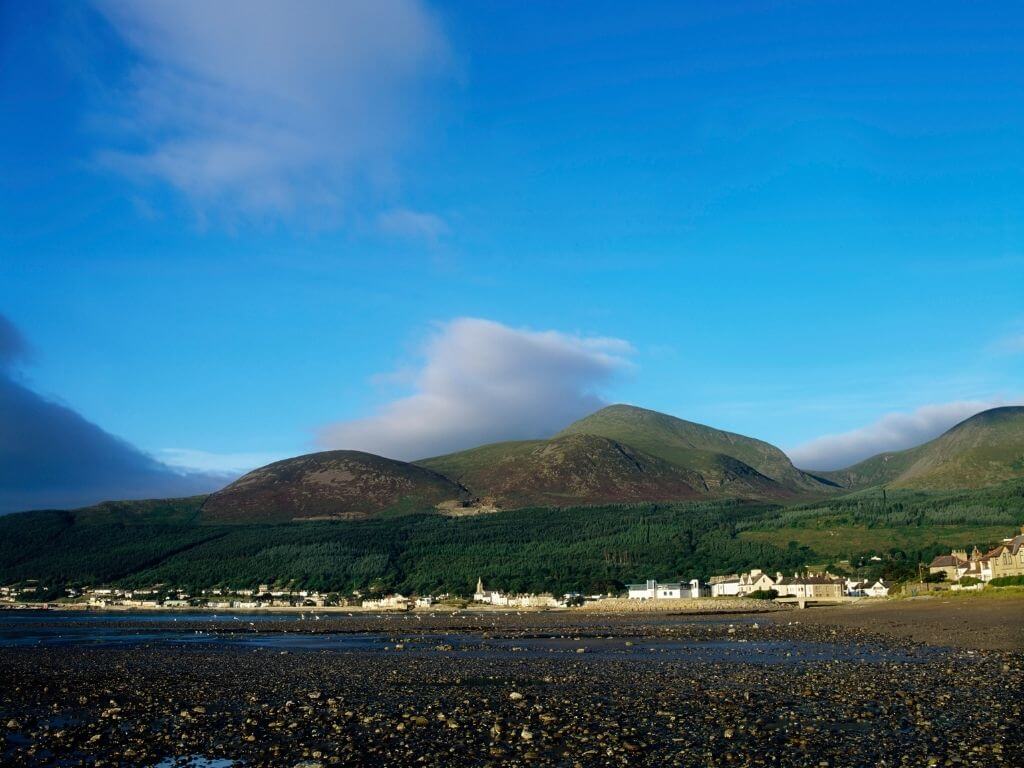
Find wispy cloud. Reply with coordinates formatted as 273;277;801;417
91;0;450;221
0;312;228;513
157;449;283;476
318;318;635;460
787;398;1017;470
990;332;1024;355
376;208;449;245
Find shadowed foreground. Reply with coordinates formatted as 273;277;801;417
1;606;1021;767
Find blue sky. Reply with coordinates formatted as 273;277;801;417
2;1;1023;509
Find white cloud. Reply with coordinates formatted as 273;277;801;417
787;399;1016;470
318;318;634;460
92;0;450;219
377;208;449;244
157;448;284;476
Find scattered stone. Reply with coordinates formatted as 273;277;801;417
0;608;1017;767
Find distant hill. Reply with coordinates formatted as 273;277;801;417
821;406;1024;490
202;451;469;523
557;404;835;495
417;432;757;507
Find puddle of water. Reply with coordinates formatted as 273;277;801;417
155;757;235;768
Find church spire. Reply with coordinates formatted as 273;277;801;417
476;577;484;594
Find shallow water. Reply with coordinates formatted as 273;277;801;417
0;612;936;664
155;757;234;768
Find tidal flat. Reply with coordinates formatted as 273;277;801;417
1;603;1021;767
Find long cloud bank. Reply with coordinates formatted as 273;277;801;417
0;313;227;514
92;0;449;219
318;318;634;460
787;399;1014;471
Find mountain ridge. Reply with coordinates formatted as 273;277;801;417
557;404;836;495
6;404;1024;522
817;406;1024;490
416;432;790;507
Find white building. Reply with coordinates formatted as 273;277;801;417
361;594;410;611
626;579;707;600
736;570;777;595
628;580;677;599
473;577;496;603
710;577;741;597
846;579;889;598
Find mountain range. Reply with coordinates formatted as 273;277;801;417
199;404;1024;523
3;403;1023;595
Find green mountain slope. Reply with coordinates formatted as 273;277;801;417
202;451;469;523
822;406;1024;490
557;404;834;494
419;433;789;506
417;432;779;507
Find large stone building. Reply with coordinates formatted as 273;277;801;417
984;527;1024;580
927;553;968;581
928;527;1024;583
774;573;844;599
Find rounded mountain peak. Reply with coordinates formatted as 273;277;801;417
202;450;468;523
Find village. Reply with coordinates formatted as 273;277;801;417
3;525;1022;613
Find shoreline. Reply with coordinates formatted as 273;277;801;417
4;593;1021;653
768;593;1024;652
1;604;1019;766
1;596;786;614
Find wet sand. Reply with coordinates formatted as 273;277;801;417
1;606;1021;767
776;594;1024;652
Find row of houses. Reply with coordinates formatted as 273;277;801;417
472;578;568;608
928;527;1024;584
0;584;42;602
361;594;437;610
79;584;336;609
709;569;888;599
